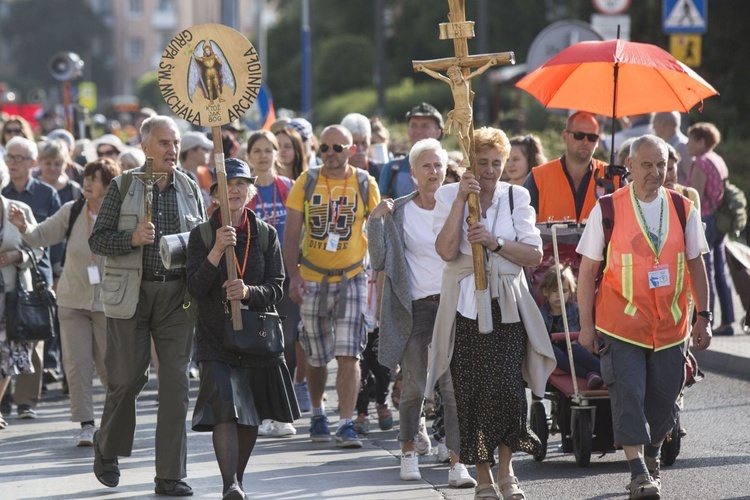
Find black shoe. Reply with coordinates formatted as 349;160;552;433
155;478;193;496
93;430;119;487
714;325;734;336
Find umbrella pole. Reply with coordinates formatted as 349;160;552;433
610;61;618;167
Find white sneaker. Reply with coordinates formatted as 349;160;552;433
258;419;273;436
414;416;431;455
75;424;96;447
448;463;477;488
400;452;421;481
271;421;297;437
436;437;451;463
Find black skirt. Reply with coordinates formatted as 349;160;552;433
450;300;543;465
192;359;301;432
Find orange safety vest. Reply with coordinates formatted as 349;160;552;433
532;158;611;223
596;185;693;350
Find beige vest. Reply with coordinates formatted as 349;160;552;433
99;170;204;319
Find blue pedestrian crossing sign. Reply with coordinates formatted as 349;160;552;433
663;0;707;34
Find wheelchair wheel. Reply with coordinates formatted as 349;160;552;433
530;401;548;462
573;410;592;467
661;413;681;466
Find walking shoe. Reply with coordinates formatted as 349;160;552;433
154;477;193;496
258;419;273;436
399;451;421;481
436;437;451;463
17;404;36;419
376;403;393;430
93;430;120;488
353;413;370;435
587;372;605;390
222;483;244;500
271;421;297;437
644;456;661;487
414;416;431;455
335;421;363;448
309;415;331;442
626;473;660;500
294;380;312;413
76;424;96;447
448;463;477;488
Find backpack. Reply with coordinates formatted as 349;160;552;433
713;179;747;237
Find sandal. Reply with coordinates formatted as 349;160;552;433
626;473;660;500
497;475;525;500
644;456;661;486
474;483;500;500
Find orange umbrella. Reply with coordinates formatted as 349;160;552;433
516;38;718;117
516;37;718;166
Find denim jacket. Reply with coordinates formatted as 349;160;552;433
540;301;581;335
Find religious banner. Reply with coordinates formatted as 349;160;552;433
158;23;263;329
158;23;262;127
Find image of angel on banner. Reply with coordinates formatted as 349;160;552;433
188;40;236;105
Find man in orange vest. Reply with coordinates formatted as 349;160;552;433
576;135;711;500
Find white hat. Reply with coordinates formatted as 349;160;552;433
181;131;213;152
86;134;126;162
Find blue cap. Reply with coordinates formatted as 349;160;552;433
210;157;257;193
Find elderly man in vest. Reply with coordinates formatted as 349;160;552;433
576;135;711;500
89;116;205;496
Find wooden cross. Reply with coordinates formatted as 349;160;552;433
132;157;168;224
413;0;515;330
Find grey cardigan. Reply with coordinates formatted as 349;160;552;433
367;191;418;370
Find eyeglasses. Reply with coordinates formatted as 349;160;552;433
5;153;32;163
3;128;23;136
319;143;350;153
97;148;119;157
566;130;599;142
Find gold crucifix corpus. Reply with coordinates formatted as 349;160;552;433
413;0;514;332
132;157;168;224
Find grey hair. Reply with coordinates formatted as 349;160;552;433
341;113;371;139
629;134;668;160
140;116;179;144
409;138;448;171
6;136;38;161
46;128;76;152
117;147;147;170
653;111;680;129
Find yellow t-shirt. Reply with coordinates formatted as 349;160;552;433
286;166;381;283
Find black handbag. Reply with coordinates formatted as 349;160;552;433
6;247;56;342
223;305;284;357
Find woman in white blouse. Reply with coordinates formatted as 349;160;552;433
427;127;555;500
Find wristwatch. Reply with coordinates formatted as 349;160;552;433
697;310;713;322
493;236;506;253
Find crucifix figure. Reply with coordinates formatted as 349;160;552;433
132;157;168;223
413;0;514;333
417;59;497;168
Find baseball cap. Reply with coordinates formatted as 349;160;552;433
288;118;313;142
181;131;213;152
405;102;444;130
210;157;257;193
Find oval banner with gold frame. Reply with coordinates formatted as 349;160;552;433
158;23;261;127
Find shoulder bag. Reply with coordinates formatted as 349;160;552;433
6;247;57;342
222;305;284;357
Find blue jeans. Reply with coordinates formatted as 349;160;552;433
703;214;734;325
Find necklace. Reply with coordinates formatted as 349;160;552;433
633;188;664;263
233;212;251;277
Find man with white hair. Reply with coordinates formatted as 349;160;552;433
89;116;205;496
341;113;383;180
653;111;691;185
2;135;62;420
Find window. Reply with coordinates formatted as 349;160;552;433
157;0;173;12
128;0;143;17
128;37;144;61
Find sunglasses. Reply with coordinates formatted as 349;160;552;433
566;130;599;142
3;128;23;135
319;143;350;153
97;148;119;157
